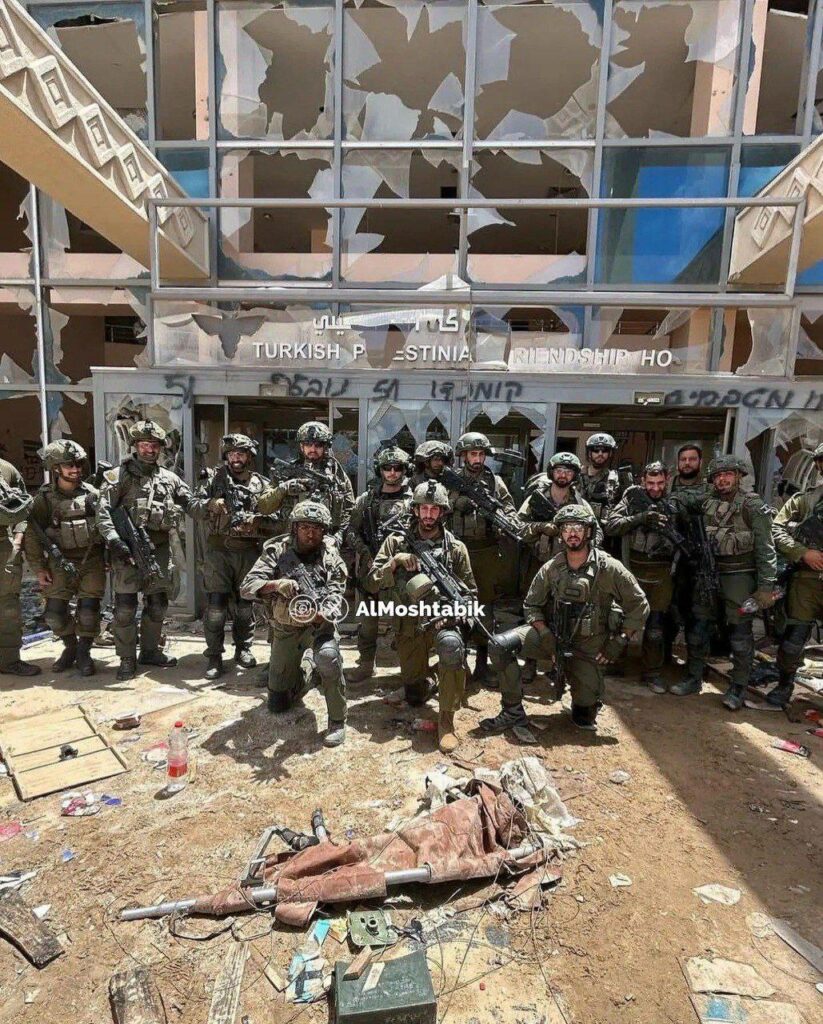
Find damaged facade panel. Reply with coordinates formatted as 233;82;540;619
0;288;39;386
748;0;808;135
0;169;34;279
37;195;145;280
217;1;334;140
475;2;601;140
795;305;823;377
218;150;334;280
156;0;209;141
0;392;46;486
590;306;715;374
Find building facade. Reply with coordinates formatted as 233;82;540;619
1;0;822;612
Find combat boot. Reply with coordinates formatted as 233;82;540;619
139;649;178;668
345;658;374;684
642;672;667;694
571;701;602;731
235;648;256;669
75;637;96;677
324;721;346;747
117;657;137;681
721;685;744;711
0;659;41;677
205;655;224;681
670;668;703;696
438;708;459;754
53;636;77;673
480;702;529;734
766;675;794;709
268;689;293;713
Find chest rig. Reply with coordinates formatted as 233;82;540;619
49;486;98;551
704;492;755;571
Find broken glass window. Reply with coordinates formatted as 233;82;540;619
217;1;334;140
155;1;209;140
606;1;740;139
0;169;34;279
38;195;145;280
738;143;801;197
31;3;149;138
343;1;467;140
0;288;39;385
746;407;822;504
0;393;45;487
472;304;581;372
467;149;591;285
218;149;333;281
747;0;808;135
590;306;714;373
725;307;793;377
46;390;95;458
331;301;469;370
795;306;823;377
475;2;602;141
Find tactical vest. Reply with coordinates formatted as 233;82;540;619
546;550;622;639
450;469;497;544
364;488;410;553
115;464;182;533
268;540;332;628
207;468;271;542
529;487;581;562
704;492;756;572
279;458;348;530
582;469;619;521
48;485;99;552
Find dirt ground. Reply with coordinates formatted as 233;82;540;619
0;626;821;1024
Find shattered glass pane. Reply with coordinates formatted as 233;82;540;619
368;398;454;454
472;304;581;373
46;391;95;460
32;3;149;138
0;169;34;278
746;408;822;504
726;307;792;377
156;1;209;140
158;149;211;198
0;393;45;487
738;143;800;196
606;1;740;139
333;302;469;369
590;306;713;373
0;288;39;385
38;195;145;280
341;150;460;284
748;0;808;135
475;2;602;140
795;306;823;377
217;2;334;140
218;150;333;281
343;2;467;140
462;407;546;500
467;149;591;285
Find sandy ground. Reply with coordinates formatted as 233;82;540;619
0;626;821;1024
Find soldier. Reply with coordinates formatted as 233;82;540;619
579;432;631;526
344;446;412;683
189;434;273;681
670;455;778;708
483;505;648;736
97;421;194;681
605;462;680;693
0;457;40;677
670;443;706;495
767;442;823;709
446;431;522;683
410;440;453;488
368;481;476;753
257;421;354;544
25;441;105;676
240;501;348;747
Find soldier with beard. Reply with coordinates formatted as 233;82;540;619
579;433;631;529
670;443;707;496
410;440;453;488
0;458;40;677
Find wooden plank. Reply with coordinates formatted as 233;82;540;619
1;705;83;729
207;942;248;1024
109;967;167;1024
0;893;63;968
1;716;96;757
343;947;375;981
10;735;108;773
17;749;127;801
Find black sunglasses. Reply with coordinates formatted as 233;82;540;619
588;446;611;454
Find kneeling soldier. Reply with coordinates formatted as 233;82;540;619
240;501;348;747
483;505;648;736
368;481;477;753
26;441;105;676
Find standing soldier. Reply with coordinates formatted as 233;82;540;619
484;505;648;736
670;443;706;495
368;481;476;753
446;431;522;683
257;421;354;544
671;456;778;708
767;442;823;709
579;433;631;528
410;440;453;488
25;442;105;676
0;457;40;677
189;434;273;681
97;421;194;681
240;502;348;747
605;462;680;693
344;446;412;683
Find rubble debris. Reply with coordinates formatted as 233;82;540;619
286;946;329;1004
0;893;64;968
343;946;375;981
61;792;101;816
609;874;633;888
349;910;397;948
0;821;23;842
693;884;742;906
208;942;249;1024
691;994;806;1023
771;739;811;758
609;770;632;785
263;964;287;992
109;967;167;1024
685;957;775;998
0;870;37;893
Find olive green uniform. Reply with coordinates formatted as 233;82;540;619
97;459;194;660
772;484;823;682
257;456;354;544
0;459;28;669
519;484;600;587
604;486;677;675
345;484;411;664
579;466;630;524
189;466;275;659
24;480;106;639
491;547;649;710
240;535;347;722
368;526;476;712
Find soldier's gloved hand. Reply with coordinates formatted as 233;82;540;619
110;539;132;562
209;497;228;514
285;479;308;497
270;579;299;599
752;588;779;610
540;522;559;538
453;495;473;512
641;510;668;529
598;634;628;664
392;552;419;572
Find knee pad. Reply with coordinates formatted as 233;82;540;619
144;592;169;623
436;630;464;669
204;593;228;632
314;641;342;680
489;627;523;669
781;622;813;660
44;598;70;635
76;598;100;634
113;593;138;628
234;599;254;626
645;611;666;642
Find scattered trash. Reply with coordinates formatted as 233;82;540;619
263;963;287;992
816;982;823;995
769;918;823;974
287;948;330;1004
609;770;631;785
328;917;348;944
60;849;75;863
164;722;189;795
746;912;773;938
807;727;823;739
0;763;8;776
32;905;50;921
208;942;248;1022
61;792;101;817
685;957;775;998
771;739;811;759
382;690;406;708
384;894;413;907
113;713;141;730
609;874;632;888
0;892;63;967
349;910;397;948
693;884;742;906
141;742;169;768
101;795;122;807
21;630;51;647
0;821;22;842
24;830;39;842
306;919;331;951
691;994;805;1024
497;756;580;837
0;870;37;892
343;946;375;981
411;718;437;734
24;990;38;1004
805;709;822;724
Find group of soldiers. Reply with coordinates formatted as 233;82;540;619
1;420;821;756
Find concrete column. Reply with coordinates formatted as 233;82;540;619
741;0;769;136
194;10;209;141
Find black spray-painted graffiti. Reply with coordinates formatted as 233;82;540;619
270;374;524;404
665;387;823;411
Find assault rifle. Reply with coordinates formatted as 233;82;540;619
269;458;332;497
110;504;163;588
214;471;257;531
527;489;558;523
275;547;346;621
626;487;692;567
679;507;722;610
26;518;79;583
778;497;823;585
549;599;579;701
363;496;410;555
441;467;525;544
0;478;33;576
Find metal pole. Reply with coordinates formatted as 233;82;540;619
29;186;50;449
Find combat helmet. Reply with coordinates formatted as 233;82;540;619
129;420;166;444
549;452;582;474
411;480;450;509
414;440;454;464
553;504;596;529
374;446;410;475
642;460;668;476
707;454;748;480
39;439;88;469
455;431;493;456
296;421;332;445
221;433;258;458
585;432;617;451
289;500;332;529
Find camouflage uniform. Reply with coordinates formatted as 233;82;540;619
97;422;194;678
0;458;39;675
578;434;631;554
240;501;348;746
25;441;105;676
189;434;274;677
409;440;453;490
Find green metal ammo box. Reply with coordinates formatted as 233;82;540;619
332;949;437;1024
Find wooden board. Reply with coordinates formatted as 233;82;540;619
0;705;128;801
109;968;167;1024
207;942;248;1024
0;894;63;968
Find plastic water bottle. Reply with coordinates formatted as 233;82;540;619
166;722;188;793
739;586;785;615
